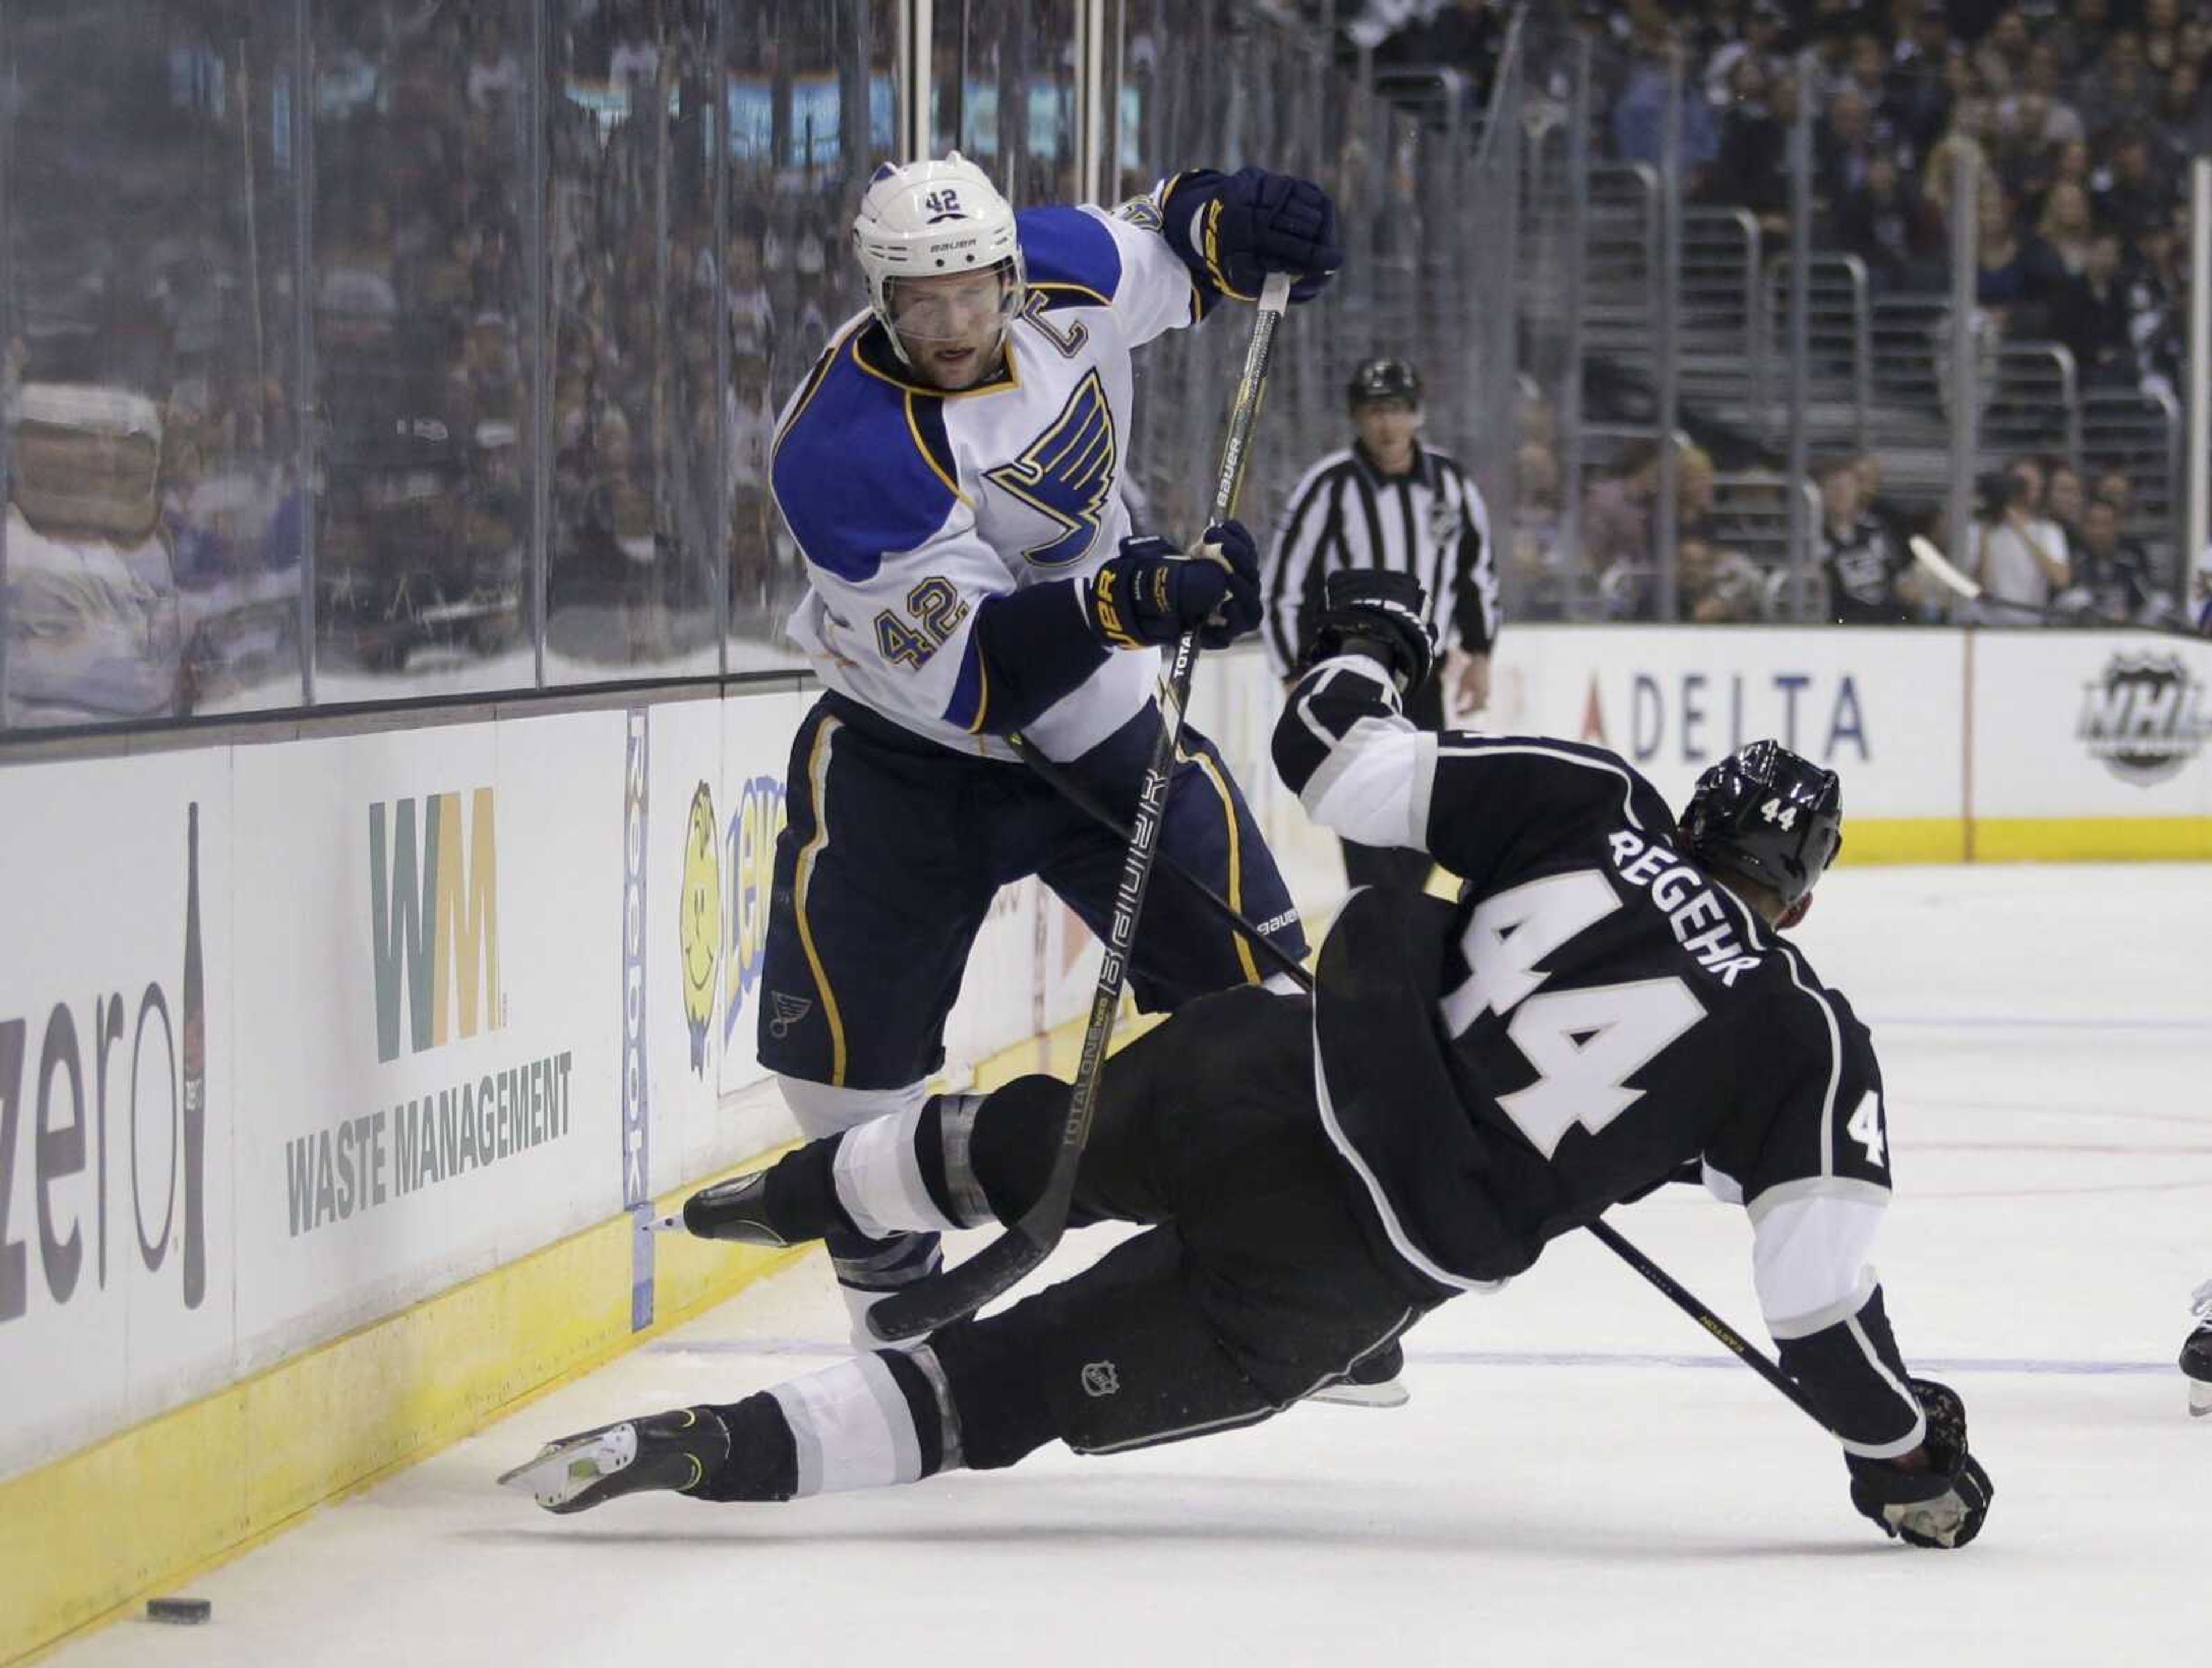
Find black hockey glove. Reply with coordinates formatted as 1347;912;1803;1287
1846;1377;1994;1549
1293;569;1437;695
1207;168;1342;301
1085;523;1262;651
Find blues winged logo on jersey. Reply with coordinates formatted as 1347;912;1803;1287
769;194;1213;764
983;369;1118;567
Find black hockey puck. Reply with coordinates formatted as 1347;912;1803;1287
146;1597;213;1625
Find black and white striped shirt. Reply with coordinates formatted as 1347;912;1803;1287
1262;442;1501;677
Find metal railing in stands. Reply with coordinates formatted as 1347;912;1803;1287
1763;253;1872;456
1679;208;1765;428
2083;386;2186;589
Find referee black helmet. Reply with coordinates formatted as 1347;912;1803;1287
1679;740;1843;910
1347;357;1422;411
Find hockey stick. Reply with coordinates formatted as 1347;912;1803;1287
1005;730;1312;987
1006;744;1834;1434
865;271;1297;1341
1910;533;2203;638
1583;1219;1830;1431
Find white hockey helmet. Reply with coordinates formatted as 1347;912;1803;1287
852;153;1024;365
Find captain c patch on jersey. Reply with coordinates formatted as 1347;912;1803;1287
983;368;1119;567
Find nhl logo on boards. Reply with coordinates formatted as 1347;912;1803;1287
2076;653;2212;786
1080;1360;1120;1398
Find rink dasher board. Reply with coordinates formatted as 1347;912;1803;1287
2;627;2207;1662
1488;624;2212;862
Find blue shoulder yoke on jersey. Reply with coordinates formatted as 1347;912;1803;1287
772;329;966;583
1017;205;1123;311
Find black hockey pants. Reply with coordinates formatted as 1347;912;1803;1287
927;985;1448;1466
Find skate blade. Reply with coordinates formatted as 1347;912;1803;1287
1308;1378;1411;1409
497;1426;637;1509
2190;1386;2211;1419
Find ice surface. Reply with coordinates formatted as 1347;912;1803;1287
51;865;2210;1666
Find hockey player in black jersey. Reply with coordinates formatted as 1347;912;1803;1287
502;570;1993;1552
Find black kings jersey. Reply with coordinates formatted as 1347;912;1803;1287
1274;654;1925;1455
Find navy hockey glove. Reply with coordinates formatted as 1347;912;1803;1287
1205;168;1341;301
1846;1378;1993;1549
1086;523;1262;651
1293;568;1437;695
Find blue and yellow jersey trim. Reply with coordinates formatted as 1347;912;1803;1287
1016;205;1124;302
945;636;993;735
771;323;977;584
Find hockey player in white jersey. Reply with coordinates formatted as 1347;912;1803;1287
753;154;1337;1341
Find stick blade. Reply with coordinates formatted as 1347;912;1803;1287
863;1213;1062;1341
1908;533;1981;602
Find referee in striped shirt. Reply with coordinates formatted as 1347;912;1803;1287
1263;357;1500;892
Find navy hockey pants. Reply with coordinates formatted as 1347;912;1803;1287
756;691;1307;1091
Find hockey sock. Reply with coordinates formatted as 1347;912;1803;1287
696;1349;962;1500
831;1093;978;1238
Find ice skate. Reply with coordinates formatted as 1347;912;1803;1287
1308;1338;1410;1409
498;1407;730;1514
2184;1280;2212;1419
678;1170;787;1246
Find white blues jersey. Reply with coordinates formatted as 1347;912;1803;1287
772;195;1210;763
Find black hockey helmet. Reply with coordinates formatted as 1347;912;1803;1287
1347;357;1422;410
1679;741;1843;911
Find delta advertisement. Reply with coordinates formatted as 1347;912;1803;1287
1486;625;1965;820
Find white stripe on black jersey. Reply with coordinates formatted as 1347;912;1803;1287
1262;443;1500;677
1272;653;1926;1457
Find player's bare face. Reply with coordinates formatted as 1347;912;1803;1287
889;269;1013;390
1354;400;1422;475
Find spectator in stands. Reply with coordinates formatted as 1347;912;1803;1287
1816;455;1922;623
2124;213;2188;403
2092;126;2169;242
2044;0;2112;78
1707;60;1793;233
2150;63;2212;173
465;18;524;116
1613;17;1719;183
2143;0;2184;75
2062;495;2161;624
1975;180;2066;338
2037;181;2096;276
2044;461;2086;548
2093;467;2135;523
1972;7;2034;93
1819;88;1885;206
1583;440;1661;579
1967;463;2070;620
2009;42;2086;146
1886;1;1958;157
1704;0;1787;110
1831;151;1923;290
1680;533;1770;623
2009;456;2071;568
2077;31;2154;141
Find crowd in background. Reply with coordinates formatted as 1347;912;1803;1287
1338;0;2211;630
9;0;2212;730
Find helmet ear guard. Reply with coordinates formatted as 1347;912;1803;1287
1679;740;1843;913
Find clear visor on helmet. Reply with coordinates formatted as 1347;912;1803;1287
884;261;1020;344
